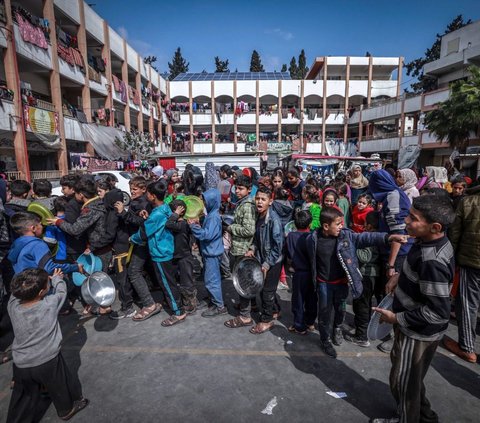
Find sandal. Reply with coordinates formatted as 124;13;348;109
161;314;186;327
249;322;274;335
60;398;90;421
133;303;162;322
288;325;307;335
272;312;281;320
224;316;253;328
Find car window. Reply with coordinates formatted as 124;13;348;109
120;172;132;180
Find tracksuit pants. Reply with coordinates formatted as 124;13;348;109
390;328;439;423
152;260;183;315
7;352;83;422
456;265;480;353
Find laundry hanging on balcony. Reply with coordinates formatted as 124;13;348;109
79;124;128;161
23;105;62;150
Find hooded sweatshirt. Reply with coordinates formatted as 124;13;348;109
368;170;412;256
8;235;78;275
190;189;224;257
130;203;173;262
103;189;129;254
272;199;294;229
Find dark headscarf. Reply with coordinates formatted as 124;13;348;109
369;169;409;204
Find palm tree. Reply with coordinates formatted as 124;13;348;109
425;65;480;151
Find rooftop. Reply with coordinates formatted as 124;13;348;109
173;72;292;81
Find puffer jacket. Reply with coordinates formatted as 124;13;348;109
57;196;108;253
230;195;256;256
449;187;480;269
251;208;283;271
307;228;389;299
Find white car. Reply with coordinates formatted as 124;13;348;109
52;171;132;203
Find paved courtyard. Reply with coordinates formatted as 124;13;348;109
0;276;479;422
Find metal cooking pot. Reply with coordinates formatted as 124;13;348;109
81;271;116;307
232;257;264;299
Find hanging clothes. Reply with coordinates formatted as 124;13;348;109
16;12;48;49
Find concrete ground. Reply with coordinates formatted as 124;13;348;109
0;273;479;423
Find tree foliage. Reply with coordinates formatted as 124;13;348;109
405;15;471;93
214;56;230;73
289;56;298;79
281;64;287;72
168;47;189;80
115;131;153;159
250;50;265;72
297;49;309;79
425;66;480;150
143;55;158;72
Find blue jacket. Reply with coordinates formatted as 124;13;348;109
190;189;224;257
8;236;79;275
368;170;412;257
307;228;389;299
44;216;67;261
130;203;174;262
252;208;284;270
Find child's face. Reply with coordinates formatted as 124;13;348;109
357;197;369;211
146;191;156;204
287;174;298;186
324;194;336;208
32;221;43;238
255;192;272;215
235;185;250;200
130;185;146;200
322;217;343;237
364;223;375;233
171;173;180;183
97;188;108;199
272;177;283;188
61;186;75;197
452;183;465;197
405;207;436;239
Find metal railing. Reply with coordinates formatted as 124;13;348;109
31;170;63;180
35;99;56;112
5;171;22;180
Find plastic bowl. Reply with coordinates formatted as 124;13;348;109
72;253;103;287
184;195;204;219
27;202;54;225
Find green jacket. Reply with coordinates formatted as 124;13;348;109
449;188;480;269
230;196;257;256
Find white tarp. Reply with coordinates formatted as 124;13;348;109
398;145;421;169
79;124;128;160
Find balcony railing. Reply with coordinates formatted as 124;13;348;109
5;171;22;180
35;99;56;112
31;170;63;180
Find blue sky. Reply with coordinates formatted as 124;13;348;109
94;0;479;85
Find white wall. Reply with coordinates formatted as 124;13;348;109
14;25;53;70
440;21;480;57
54;0;80;23
84;4;104;44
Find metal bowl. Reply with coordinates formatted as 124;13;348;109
81;271;116;307
367;293;394;341
232;257;264;299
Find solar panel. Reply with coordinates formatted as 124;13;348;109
172;72;292;81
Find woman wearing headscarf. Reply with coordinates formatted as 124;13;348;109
205;162;220;191
395;169;419;204
349;165;369;205
369;169;413;352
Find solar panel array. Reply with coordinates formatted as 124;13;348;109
173;72;292;81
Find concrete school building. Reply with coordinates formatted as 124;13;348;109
0;0;479;180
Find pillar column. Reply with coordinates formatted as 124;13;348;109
3;0;30;179
343;56;350;144
211;81;216;153
277;80;282;143
321;57;328;155
43;0;68;176
189;81;193;154
396;57;403;98
156;74;163;153
101;20;114;128
233;81;238;151
147;66;155;146
122;40;130;131
166;81;172;154
399;96;406;146
300;80;305;152
255;80;260;148
136;55;143;133
367;56;373;106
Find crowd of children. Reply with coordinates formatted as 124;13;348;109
0;161;477;423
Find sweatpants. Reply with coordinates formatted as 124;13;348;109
390;328;439;423
152;260;183;315
456;265;480;353
172;255;196;297
291;270;317;331
7;352;83;422
113;253;133;310
317;282;348;342
352;275;378;339
203;255;224;308
260;261;283;323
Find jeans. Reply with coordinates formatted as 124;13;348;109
204;255;224;308
317;282;348;342
352;275;378;339
291;270;317;331
128;245;154;308
260;261;283;323
113;254;133;310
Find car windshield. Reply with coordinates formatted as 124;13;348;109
120;172;132;180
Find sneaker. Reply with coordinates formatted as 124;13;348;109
443;337;477;363
332;327;343;346
197;299;212;310
109;307;136;320
344;333;370;348
277;281;289;290
378;338;394;354
201;306;228;318
321;341;337;358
